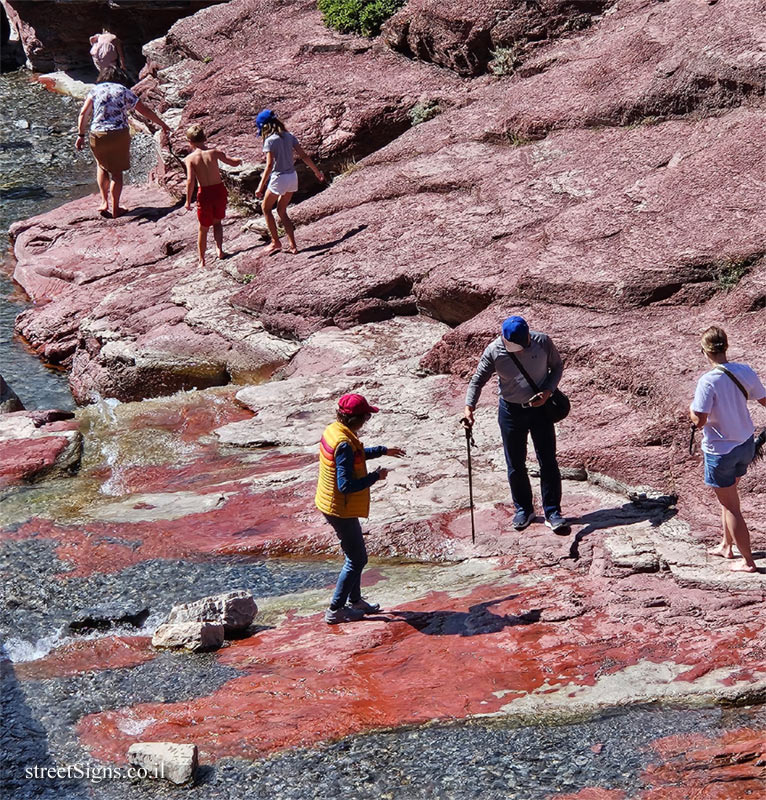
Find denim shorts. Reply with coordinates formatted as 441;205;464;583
703;435;755;488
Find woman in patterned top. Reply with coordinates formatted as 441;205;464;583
75;66;170;218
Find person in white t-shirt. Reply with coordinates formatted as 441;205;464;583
690;326;766;573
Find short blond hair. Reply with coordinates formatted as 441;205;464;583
186;124;206;143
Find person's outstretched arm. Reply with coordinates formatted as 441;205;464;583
294;142;324;183
216;150;242;167
133;99;171;134
364;446;406;459
75;96;93;150
336;442;383;493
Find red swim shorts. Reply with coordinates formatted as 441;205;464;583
196;182;227;227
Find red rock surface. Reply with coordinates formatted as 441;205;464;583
383;0;610;76
5;0;766;792
552;729;766;799
0;410;81;487
76;568;766;764
137;0;468;195
3;368;766;795
10;186;299;402
14;636;154;680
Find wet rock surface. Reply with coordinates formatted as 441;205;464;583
2;334;766;796
0;409;81;488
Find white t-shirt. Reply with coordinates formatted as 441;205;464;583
692;362;766;454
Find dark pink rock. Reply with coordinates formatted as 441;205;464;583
383;0;610;76
0;408;82;486
138;0;468;196
10;187;298;403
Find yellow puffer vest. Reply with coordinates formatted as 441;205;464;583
315;421;370;518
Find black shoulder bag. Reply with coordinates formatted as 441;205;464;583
508;353;570;423
716;366;766;462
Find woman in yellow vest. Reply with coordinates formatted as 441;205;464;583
315;393;405;624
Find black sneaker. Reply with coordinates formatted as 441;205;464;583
545;512;570;534
512;508;535;530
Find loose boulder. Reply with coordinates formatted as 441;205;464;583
165;589;257;634
127;742;198;785
151;622;225;652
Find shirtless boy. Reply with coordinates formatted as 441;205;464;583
184;124;242;267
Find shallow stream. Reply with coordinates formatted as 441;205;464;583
0;69;153;409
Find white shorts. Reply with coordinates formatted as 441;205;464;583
267;170;298;196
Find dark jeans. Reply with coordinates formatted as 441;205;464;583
498;398;562;518
323;514;368;610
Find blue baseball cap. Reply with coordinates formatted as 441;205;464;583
501;316;529;352
255;109;276;135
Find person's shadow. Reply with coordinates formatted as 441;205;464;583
126;199;184;223
384;594;541;636
567;503;677;560
303;224;368;258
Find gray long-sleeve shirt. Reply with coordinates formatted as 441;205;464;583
465;332;563;407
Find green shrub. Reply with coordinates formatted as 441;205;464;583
408;99;441;126
714;255;760;291
317;0;405;38
489;46;521;77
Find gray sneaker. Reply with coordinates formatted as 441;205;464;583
512;508;535;531
324;606;365;625
545;512;570;534
348;598;381;614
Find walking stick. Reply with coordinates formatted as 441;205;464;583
460;419;476;544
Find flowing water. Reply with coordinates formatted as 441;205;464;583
0;69;153;409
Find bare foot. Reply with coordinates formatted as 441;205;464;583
707;545;735;559
198;258;206;269
112;207;128;218
216;249;228;260
731;561;758;573
287;245;299;254
263;242;282;255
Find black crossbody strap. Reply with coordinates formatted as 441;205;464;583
716;366;749;399
509;352;541;393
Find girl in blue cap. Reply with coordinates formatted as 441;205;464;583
254;109;324;254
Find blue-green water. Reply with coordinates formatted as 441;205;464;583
0;70;95;409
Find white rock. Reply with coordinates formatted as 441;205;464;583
128;742;198;785
151;622;224;652
166;590;257;633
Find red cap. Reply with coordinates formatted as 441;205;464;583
338;393;379;415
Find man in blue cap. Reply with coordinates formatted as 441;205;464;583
464;316;568;533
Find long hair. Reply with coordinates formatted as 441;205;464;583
97;65;130;87
261;117;287;138
701;325;728;355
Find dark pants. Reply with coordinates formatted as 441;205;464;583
498;398;562;519
323;514;368;610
